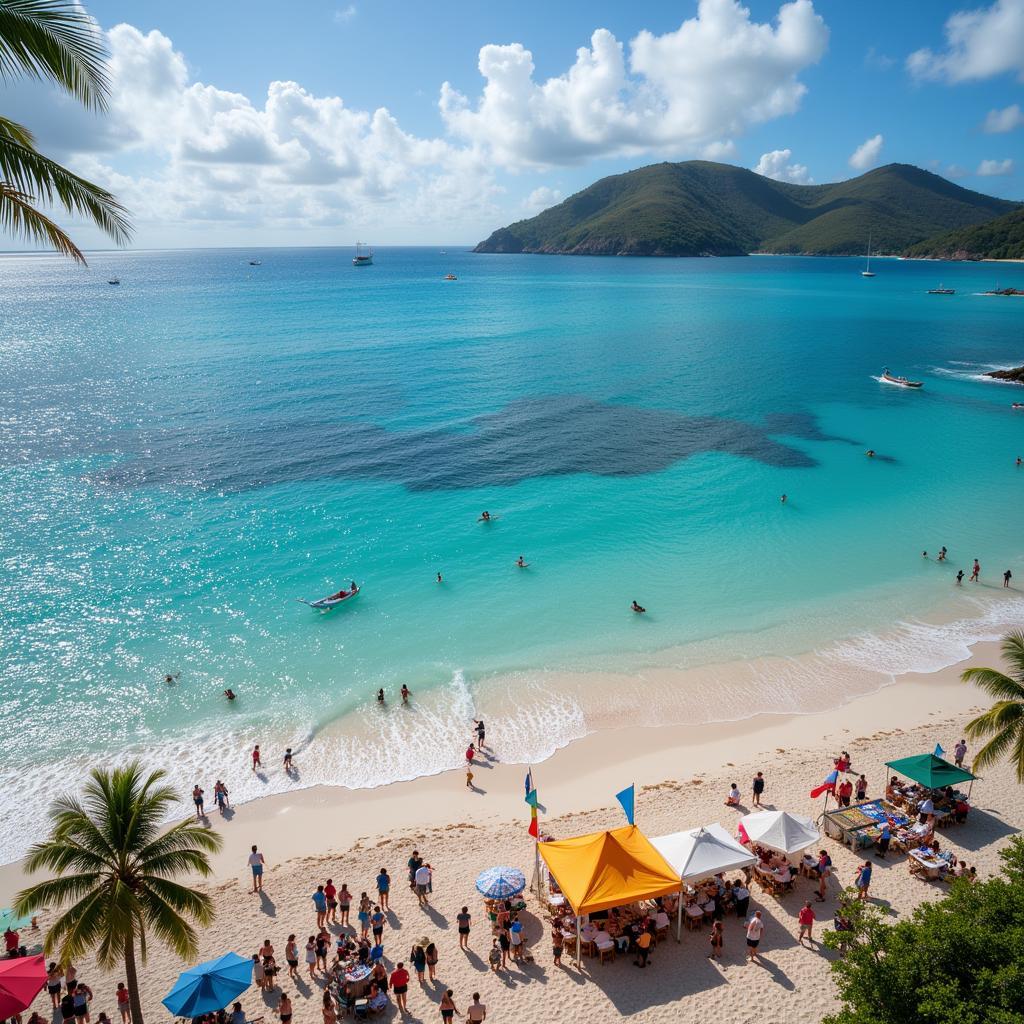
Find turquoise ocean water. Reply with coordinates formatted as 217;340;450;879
1;248;1022;860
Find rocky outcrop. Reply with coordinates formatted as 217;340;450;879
986;365;1024;383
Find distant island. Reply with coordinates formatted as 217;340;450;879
474;161;1019;257
903;208;1024;261
986;365;1024;383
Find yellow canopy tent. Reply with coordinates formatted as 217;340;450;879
538;825;681;962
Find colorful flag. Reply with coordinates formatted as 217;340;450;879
528;814;539;839
934;743;945;757
810;768;839;799
615;784;635;825
525;789;539;809
524;769;533;798
736;821;750;845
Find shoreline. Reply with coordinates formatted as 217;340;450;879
0;636;1002;903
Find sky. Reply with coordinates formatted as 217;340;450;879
2;0;1023;249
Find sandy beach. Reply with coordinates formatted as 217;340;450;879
4;639;1022;1024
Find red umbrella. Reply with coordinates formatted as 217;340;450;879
0;954;46;1016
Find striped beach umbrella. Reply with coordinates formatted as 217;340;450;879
475;866;526;899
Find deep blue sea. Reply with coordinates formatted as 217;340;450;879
1;247;1022;860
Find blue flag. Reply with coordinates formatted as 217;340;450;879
934;743;945;757
615;784;635;825
524;769;533;798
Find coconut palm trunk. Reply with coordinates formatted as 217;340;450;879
124;935;144;1024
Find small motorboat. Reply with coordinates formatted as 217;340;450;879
880;368;923;389
249;259;262;266
927;285;954;295
108;277;120;285
1013;403;1024;410
298;583;360;609
444;273;457;281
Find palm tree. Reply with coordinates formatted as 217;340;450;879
1;0;131;262
13;763;221;1024
961;630;1024;782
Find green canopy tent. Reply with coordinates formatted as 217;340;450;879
885;753;976;795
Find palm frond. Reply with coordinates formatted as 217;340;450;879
138;820;223;872
999;630;1024;681
0;0;109;109
960;667;1024;704
13;872;102;917
0;133;132;246
0;180;84;261
0;114;33;146
137;884;203;961
43;886;110;961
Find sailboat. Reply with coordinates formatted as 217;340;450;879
352;242;373;267
861;233;875;277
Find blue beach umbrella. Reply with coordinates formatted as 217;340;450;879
162;953;253;1017
475;866;526;900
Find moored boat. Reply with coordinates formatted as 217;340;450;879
353;242;373;266
880;368;923;388
927;285;954;295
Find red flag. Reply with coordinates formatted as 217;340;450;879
810;768;840;799
528;815;539;838
736;821;749;846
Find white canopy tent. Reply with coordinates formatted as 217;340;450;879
738;810;820;855
651;824;757;939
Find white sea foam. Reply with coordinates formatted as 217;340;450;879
1;596;1022;866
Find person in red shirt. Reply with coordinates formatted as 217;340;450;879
389;963;410;1013
797;901;816;944
3;927;19;955
837;778;854;807
465;744;475;765
252;745;262;771
324;879;338;925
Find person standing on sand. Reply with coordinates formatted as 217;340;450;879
439;990;460;1024
466;765;474;789
954;739;968;768
815;850;831;902
551;927;563;967
415;863;432;905
376;867;391;910
248;845;266;893
467;993;486;1023
708;919;724;959
252;745;262;771
838;778;853;808
324;879;338;924
855;775;868;801
457;907;472;950
285;936;299;980
277;992;292;1024
970;559;981;582
797;901;816;944
407;850;423;891
191;785;204;819
338;883;352;927
752;771;765;807
745;911;764;963
390;963;409;1013
214;780;229;813
855;861;872;900
312;886;327;929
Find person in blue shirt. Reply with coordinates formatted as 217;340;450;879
312;885;327;928
875;823;891;859
855;861;872;900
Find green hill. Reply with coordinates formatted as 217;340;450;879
474;162;1020;257
902;207;1024;260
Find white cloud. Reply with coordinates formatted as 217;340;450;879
753;148;812;183
440;0;828;169
848;133;884;170
335;5;357;24
977;157;1015;175
982;103;1024;132
702;140;738;160
907;0;1024;82
522;186;563;212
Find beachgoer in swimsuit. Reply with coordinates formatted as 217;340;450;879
377;688;385;704
970;559;980;582
956;570;964;586
401;684;411;705
631;601;646;613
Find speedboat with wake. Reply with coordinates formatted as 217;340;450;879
298;581;360;609
880;368;923;389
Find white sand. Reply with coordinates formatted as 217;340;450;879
5;641;1022;1024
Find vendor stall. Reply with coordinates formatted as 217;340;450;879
823;799;910;850
538;825;680;964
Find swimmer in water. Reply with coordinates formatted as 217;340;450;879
1017;457;1022;467
377;688;385;705
479;511;491;522
865;450;875;458
922;551;928;559
780;494;787;504
224;688;236;701
631;601;646;614
516;556;528;568
955;570;964;586
938;547;947;562
401;684;411;705
436;572;443;584
164;673;179;685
